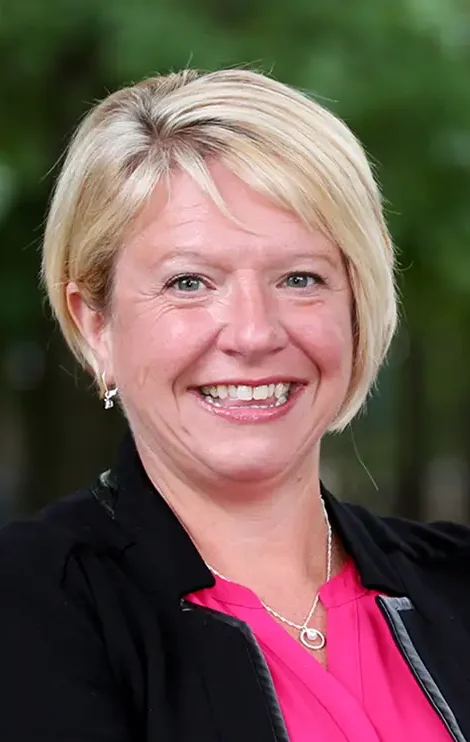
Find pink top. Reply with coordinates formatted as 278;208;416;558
187;559;451;741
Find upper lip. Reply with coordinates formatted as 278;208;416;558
193;378;307;387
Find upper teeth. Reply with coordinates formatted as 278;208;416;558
200;383;291;401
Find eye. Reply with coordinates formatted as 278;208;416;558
166;274;206;293
282;273;324;289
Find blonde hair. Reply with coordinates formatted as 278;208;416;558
42;68;397;430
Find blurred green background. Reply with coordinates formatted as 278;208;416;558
1;0;470;524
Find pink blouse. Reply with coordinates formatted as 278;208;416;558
187;559;451;741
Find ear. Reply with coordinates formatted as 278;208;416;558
66;282;115;382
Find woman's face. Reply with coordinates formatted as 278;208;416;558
72;162;353;485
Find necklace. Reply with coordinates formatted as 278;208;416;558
206;497;333;651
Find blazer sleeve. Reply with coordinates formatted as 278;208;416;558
0;521;135;742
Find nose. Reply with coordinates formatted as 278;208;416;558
217;274;288;360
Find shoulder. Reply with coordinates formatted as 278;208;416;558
0;476;130;594
0;484;105;640
0;484;137;739
330;496;470;599
0;490;87;578
345;499;470;561
0;477;136;663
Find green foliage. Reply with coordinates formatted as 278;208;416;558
1;0;469;511
1;0;469;327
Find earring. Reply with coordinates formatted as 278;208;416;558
102;372;118;410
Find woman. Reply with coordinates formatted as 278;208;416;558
1;68;469;742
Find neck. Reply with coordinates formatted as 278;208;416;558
135;433;337;593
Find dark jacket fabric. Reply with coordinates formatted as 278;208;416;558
1;433;470;742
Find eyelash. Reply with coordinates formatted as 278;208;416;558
164;272;327;294
164;274;210;293
281;272;326;289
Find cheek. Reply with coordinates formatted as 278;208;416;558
294;308;353;377
109;303;217;390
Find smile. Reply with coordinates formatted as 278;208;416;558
191;381;305;424
197;382;295;408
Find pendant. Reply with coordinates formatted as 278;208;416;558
300;627;326;650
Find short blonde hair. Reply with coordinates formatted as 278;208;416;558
42;68;397;430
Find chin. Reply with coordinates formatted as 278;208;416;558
210;463;285;485
200;442;293;485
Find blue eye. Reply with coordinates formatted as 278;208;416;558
283;273;321;289
168;274;205;292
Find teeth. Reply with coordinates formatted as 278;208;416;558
253;385;269;400
199;382;292;402
217;385;228;399
274;383;287;399
238;385;253;401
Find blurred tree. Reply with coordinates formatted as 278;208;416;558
0;0;469;518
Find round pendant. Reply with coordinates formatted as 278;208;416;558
300;627;326;650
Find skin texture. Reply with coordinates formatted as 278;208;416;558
67;161;353;657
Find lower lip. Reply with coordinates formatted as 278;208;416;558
190;385;305;423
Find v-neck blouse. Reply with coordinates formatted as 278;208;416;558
186;559;451;741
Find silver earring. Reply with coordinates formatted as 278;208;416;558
102;372;118;410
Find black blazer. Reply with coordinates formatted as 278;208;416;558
1;433;470;742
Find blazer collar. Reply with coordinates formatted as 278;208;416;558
321;486;406;595
110;432;405;601
112;432;214;600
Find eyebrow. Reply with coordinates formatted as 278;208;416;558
278;251;342;269
157;248;214;264
155;245;343;271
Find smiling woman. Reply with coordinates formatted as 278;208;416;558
1;68;469;742
64;162;354;484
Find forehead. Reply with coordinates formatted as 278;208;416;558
125;161;341;266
